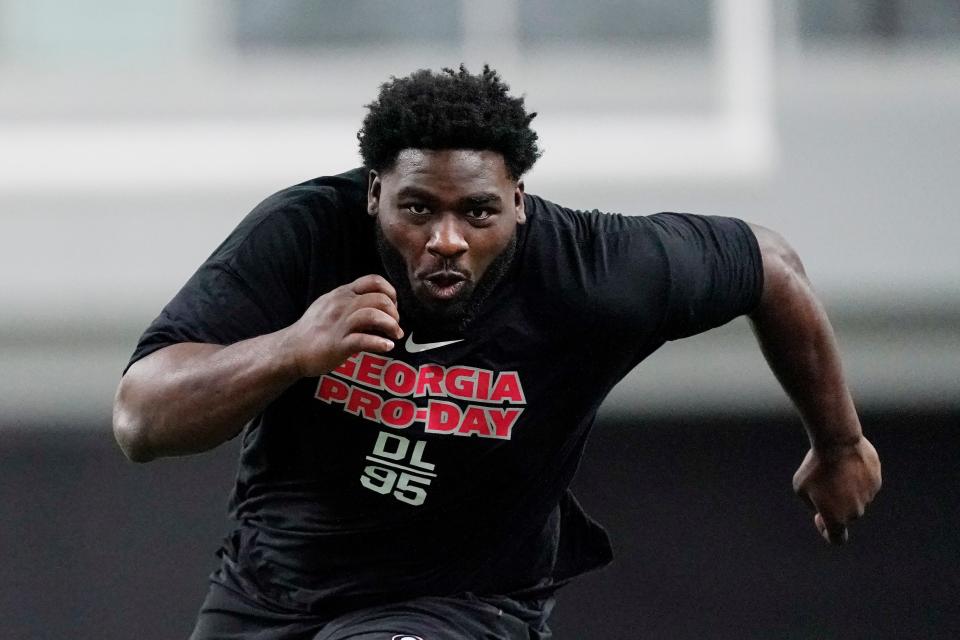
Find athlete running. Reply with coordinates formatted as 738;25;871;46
113;65;881;640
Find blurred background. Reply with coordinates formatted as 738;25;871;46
1;1;957;638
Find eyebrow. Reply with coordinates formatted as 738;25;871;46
395;187;502;208
461;193;502;207
395;186;436;201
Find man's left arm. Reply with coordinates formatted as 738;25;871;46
747;223;881;545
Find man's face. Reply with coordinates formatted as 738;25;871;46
368;149;526;332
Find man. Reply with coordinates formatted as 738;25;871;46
113;66;881;639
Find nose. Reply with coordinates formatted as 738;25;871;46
426;214;468;260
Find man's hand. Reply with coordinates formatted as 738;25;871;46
281;274;403;377
114;274;403;462
792;435;882;544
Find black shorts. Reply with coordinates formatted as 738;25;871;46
189;580;555;640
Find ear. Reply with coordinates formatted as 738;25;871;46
367;170;381;216
514;181;526;224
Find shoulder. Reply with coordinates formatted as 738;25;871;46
520;194;755;259
522;192;649;240
254;167;368;218
514;193;672;326
239;167;368;239
211;168;370;267
519;192;666;268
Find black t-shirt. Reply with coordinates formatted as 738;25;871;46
126;167;763;614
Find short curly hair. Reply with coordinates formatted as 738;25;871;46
358;64;541;180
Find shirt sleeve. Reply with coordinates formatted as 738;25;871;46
646;212;764;341
123;202;312;374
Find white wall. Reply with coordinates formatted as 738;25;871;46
1;5;958;425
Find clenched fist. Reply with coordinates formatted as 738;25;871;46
792;435;882;544
281;274;403;377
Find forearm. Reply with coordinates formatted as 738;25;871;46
746;225;880;544
113;329;301;462
114;274;403;462
748;226;862;449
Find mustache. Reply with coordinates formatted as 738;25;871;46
417;263;472;281
413;256;473;280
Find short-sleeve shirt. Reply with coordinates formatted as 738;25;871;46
126;167;763;615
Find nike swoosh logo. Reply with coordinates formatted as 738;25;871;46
404;334;464;353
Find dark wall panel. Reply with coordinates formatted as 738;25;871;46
3;411;958;639
554;411;960;639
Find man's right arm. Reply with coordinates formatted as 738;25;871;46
112;275;403;462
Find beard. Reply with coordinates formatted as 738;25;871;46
374;223;517;338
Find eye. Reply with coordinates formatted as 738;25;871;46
406;203;430;216
466;208;493;221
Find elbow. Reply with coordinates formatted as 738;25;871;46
114;429;157;464
750;223;807;281
112;378;158;463
113;413;156;463
748;223;811;316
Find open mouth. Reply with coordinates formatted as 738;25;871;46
421;271;468;301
